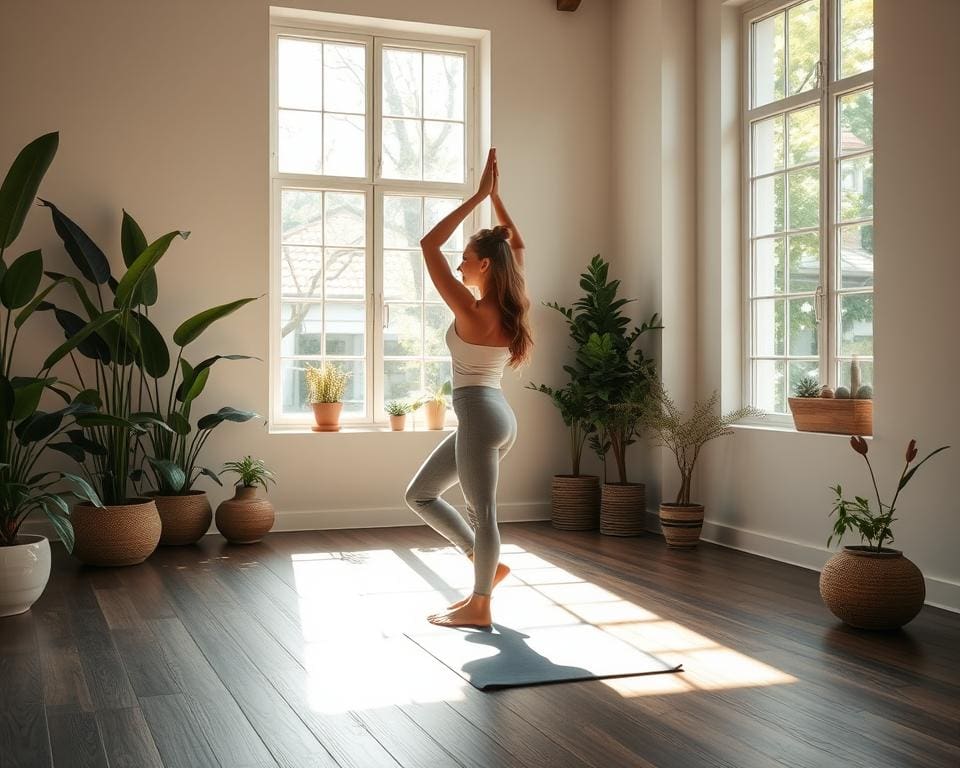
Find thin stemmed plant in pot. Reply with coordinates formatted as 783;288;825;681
215;456;277;544
422;380;452;430
385;398;421;431
819;436;949;629
305;361;350;432
0;132;103;613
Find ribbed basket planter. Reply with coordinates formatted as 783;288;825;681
659;503;705;548
72;498;161;567
550;475;600;530
215;486;276;544
819;546;925;630
0;535;51;616
311;402;343;432
788;397;873;436
149;490;213;546
600;482;646;536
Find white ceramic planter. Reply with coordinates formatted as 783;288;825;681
0;534;52;617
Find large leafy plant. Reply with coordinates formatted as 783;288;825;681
0;132;102;549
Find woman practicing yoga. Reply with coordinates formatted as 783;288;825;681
404;148;533;628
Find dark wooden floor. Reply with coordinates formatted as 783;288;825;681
2;522;958;768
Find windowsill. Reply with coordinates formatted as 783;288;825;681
731;420;873;439
269;423;456;435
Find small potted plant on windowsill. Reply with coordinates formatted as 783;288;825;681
385;399;421;431
423;380;452;430
215;456;277;544
819;436;949;630
305;361;350;432
789;360;873;436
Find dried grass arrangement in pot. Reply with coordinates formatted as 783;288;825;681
305;362;350;432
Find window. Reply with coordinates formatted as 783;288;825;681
743;0;874;416
269;16;478;426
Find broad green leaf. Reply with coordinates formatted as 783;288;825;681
0;132;58;248
16;411;63;443
198;467;223;486
197;407;257;431
43;309;120;370
173;297;258;347
42;272;100;319
132;311;169;377
148;457;186;493
167;412;191;435
129;412;175;433
181;367;210;405
0;249;42;309
53;308;111;363
38;199;111;284
10;377;55;422
48;442;85;462
42;502;75;553
120;210;157;306
114;230;189;307
66;430;107;456
0;376;14;423
73;389;102;408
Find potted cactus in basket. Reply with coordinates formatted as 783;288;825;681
385;399;420;431
789;360;873;436
215;456;277;544
305;361;350;432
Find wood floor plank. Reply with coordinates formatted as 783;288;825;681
0;653;51;768
97;707;164;768
47;710;108;768
140;694;220;768
34;609;94;714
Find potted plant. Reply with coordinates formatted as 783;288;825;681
423;380;452;430
385;398;420;431
819;436;949;629
789;360;873;436
215;456;277;543
641;381;762;548
0;132;103;614
305;361;350;432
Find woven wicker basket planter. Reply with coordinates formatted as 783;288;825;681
71;498;161;567
600;482;646;536
216;486;276;544
659;503;705;548
149;490;213;546
819;546;925;630
788;397;873;436
550;475;600;530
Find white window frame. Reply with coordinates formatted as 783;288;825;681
268;17;480;428
741;0;874;425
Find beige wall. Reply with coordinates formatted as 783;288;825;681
1;0;613;528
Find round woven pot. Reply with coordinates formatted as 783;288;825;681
389;414;406;431
819;546;925;630
659;503;705;549
0;535;51;617
600;482;646;536
72;498;161;567
215;486;276;544
550;475;600;530
311;402;342;432
425;401;447;430
149;490;213;546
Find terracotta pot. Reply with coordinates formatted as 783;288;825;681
550;475;600;530
600;482;646;536
72;498;161;567
424;401;447;430
0;535;52;616
215;486;276;544
819;546;925;629
659;503;705;548
149;490;212;546
389;414;406;431
311;402;343;432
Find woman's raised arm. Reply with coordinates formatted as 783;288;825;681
490;158;525;268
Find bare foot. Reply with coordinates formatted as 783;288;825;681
446;562;511;609
428;594;492;628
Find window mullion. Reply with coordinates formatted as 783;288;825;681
822;0;833;388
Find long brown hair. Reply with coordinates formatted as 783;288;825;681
470;225;533;367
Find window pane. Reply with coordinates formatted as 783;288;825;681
324;192;365;247
280;303;323;355
752;115;784;177
323;43;365;114
788;167;819;230
754;359;785;413
753;237;785;296
754;299;785;356
839;293;873;356
323;113;365;177
839;223;873;289
325;302;365;356
282;190;323;244
425;360;453;393
279;110;322;174
424;53;465;121
839;154;873;221
279;38;323;111
424;252;460;302
788;297;818;356
753;174;785;236
384;250;422;302
423;121;464;183
787;105;819;167
324;249;365;300
839;0;873;79
384;360;421;403
839;88;873;155
281;246;323;298
281;359;313;415
787;0;820;96
384;303;422;356
424;198;464;250
424;303;453;356
382;118;422;180
382;48;421;117
331;359;365;415
837;358;873;391
788;232;819;293
384;196;423;248
788;361;820;397
752;12;785;107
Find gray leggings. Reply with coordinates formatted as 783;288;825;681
404;386;518;596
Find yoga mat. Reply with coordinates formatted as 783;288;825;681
405;622;683;690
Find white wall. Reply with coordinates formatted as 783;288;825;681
0;0;613;529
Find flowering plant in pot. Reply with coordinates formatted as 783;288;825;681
215;456;277;544
820;436;949;630
640;381;762;548
305;361;350;432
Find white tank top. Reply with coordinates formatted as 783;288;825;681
446;321;511;390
